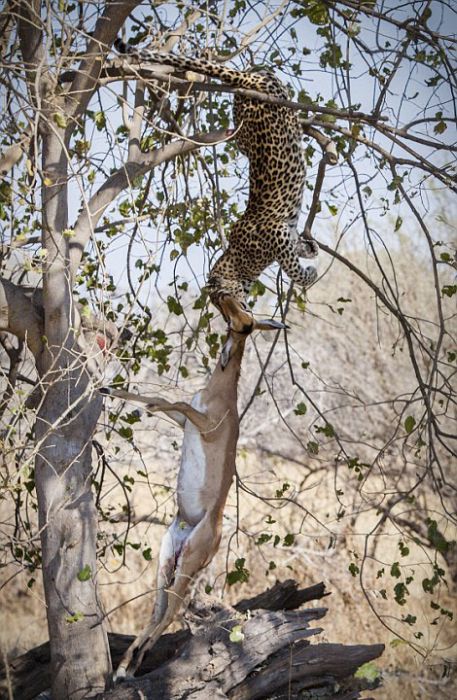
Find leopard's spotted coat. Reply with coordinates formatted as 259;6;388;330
115;39;317;328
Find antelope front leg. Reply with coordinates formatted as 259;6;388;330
100;388;210;431
115;513;218;679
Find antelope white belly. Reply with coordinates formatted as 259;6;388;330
177;393;207;522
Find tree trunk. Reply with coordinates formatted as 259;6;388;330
35;130;111;698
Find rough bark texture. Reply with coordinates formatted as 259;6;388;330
1;581;384;700
28;106;110;694
10;0;146;694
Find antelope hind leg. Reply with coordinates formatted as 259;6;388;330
115;513;217;679
113;517;188;680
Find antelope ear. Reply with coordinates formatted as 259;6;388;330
254;318;288;332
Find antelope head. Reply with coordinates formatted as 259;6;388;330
219;297;287;369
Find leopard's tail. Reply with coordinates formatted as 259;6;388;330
114;38;282;96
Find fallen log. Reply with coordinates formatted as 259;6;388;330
235;578;328;612
0;581;384;699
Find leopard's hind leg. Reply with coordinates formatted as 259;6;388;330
274;224;318;290
296;237;319;259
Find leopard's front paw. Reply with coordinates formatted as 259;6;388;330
297;238;319;259
303;265;318;289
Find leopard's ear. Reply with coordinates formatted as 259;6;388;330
253;318;288;332
114;38;128;53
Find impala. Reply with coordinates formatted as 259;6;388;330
102;306;285;678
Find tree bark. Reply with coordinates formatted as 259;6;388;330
34;125;111;697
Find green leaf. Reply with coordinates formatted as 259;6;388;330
390;638;406;648
294;402;307;416
390;561;401;578
394;582;409;605
404;416;416;434
110;374;125;389
122;411;141;425
53;112;68;128
94;111;106;131
77;564;92;582
143;548;152;561
433;121;447;135
283;533;295;547
229;624;245;643
422;563;446;593
394;216;403;232
275;482;290;498
256;533;272;545
119;426;133;440
354;661;381;682
66;611;84;623
426;518;450;554
226;558;250;586
348;563;359;577
307;441;319;455
306;0;329;25
399;541;410;557
402;614;416;625
167;295;183;316
315;422;335;438
442;285;457;298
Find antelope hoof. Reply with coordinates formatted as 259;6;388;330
112;666;131;684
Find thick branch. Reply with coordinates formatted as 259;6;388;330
66;1;141;119
15;0;46;95
70;129;231;280
0;333;24;419
60;62;387;125
0;278;43;359
0;130;30;175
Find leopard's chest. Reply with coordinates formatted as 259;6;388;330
233;97;305;194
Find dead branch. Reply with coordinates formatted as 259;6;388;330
0;581;384;700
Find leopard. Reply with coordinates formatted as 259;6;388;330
115;39;318;330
